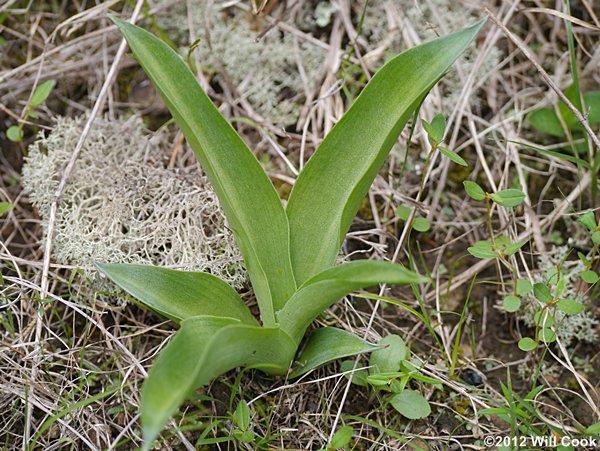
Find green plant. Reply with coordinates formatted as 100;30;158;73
7;79;54;142
341;334;442;420
512;218;599;352
463;180;526;268
97;16;483;449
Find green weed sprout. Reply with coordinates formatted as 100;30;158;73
98;16;484;449
7;79;54;142
342;334;441;420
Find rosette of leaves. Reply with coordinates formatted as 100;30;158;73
99;16;484;449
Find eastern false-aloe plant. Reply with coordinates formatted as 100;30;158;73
99;16;483;449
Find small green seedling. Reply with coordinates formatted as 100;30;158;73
464;180;526;208
231;400;254;444
342;335;440;420
422;114;467;167
7;79;54;142
463;181;526;262
509;263;591;353
98;17;484;449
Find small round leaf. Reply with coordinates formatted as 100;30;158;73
390;390;431;419
581;270;599;284
413;217;431;232
502;295;521;313
518;337;537;352
7;126;23;142
516;279;533;296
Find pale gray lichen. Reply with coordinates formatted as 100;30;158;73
358;0;501;110
22;115;247;289
152;0;327;126
519;246;598;347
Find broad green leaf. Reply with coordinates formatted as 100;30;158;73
557;299;584;315
463;180;486;200
516;279;533;296
467;240;498;259
111;17;296;325
290;327;379;378
389;390;431;419
0;202;14;215
233;400;250;431
7;125;22;142
490;188;525;208
579;211;597;231
141;316;296;450
330;425;354;450
369;335;407;373
533;283;552;303
592;231;600;244
528;108;564;137
439;146;467;166
518;337;537;352
30;79;55;108
340;360;369;387
277;260;426;342
286;21;485;285
502;295;521;313
96;263;257;325
581;270;599;284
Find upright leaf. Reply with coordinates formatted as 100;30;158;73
111;17;296;325
96;263;257;325
286;20;485;284
141;316;296;450
277;260;426;342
